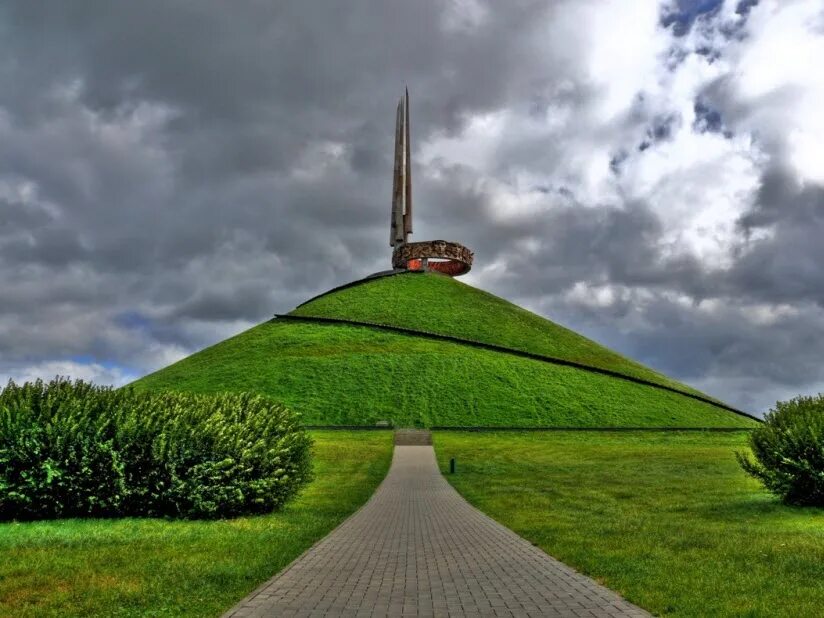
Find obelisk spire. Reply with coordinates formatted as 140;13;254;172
390;89;412;247
386;90;474;276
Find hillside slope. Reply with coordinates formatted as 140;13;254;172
134;272;755;428
291;272;705;397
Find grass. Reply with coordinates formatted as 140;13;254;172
292;272;707;397
434;431;824;617
133;320;754;428
0;430;393;618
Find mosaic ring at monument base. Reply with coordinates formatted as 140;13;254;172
392;240;474;277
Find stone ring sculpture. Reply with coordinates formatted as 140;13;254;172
392;240;474;276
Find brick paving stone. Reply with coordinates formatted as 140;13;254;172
222;446;649;617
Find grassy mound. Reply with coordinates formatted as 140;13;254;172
134;273;755;428
292;272;705;396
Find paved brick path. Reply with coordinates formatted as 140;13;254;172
223;446;649;617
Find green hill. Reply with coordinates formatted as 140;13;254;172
133;272;756;428
292;272;706;396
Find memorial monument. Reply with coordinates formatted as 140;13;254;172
389;90;474;276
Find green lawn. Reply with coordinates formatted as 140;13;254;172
0;431;393;618
434;431;824;617
133;320;753;428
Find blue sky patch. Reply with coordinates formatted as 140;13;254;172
661;0;724;36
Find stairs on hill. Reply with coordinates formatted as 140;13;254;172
394;429;432;446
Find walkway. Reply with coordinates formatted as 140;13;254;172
223;446;649;617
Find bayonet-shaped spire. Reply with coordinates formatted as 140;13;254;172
390;89;412;247
386;90;474;276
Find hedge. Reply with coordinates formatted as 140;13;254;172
0;379;312;519
737;393;824;506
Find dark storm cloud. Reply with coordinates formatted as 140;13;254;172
1;0;823;415
0;0;568;374
728;173;824;307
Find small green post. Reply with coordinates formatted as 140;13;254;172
449;458;456;474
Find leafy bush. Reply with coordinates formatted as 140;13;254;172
0;378;312;520
737;394;824;506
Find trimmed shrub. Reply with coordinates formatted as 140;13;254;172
0;378;312;520
737;394;824;506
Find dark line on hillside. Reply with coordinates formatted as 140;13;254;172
294;270;420;309
302;425;753;432
429;426;753;432
273;313;760;423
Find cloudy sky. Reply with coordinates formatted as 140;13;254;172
2;0;823;415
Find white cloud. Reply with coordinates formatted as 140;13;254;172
718;0;824;183
0;361;136;388
577;0;668;122
625;130;763;264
